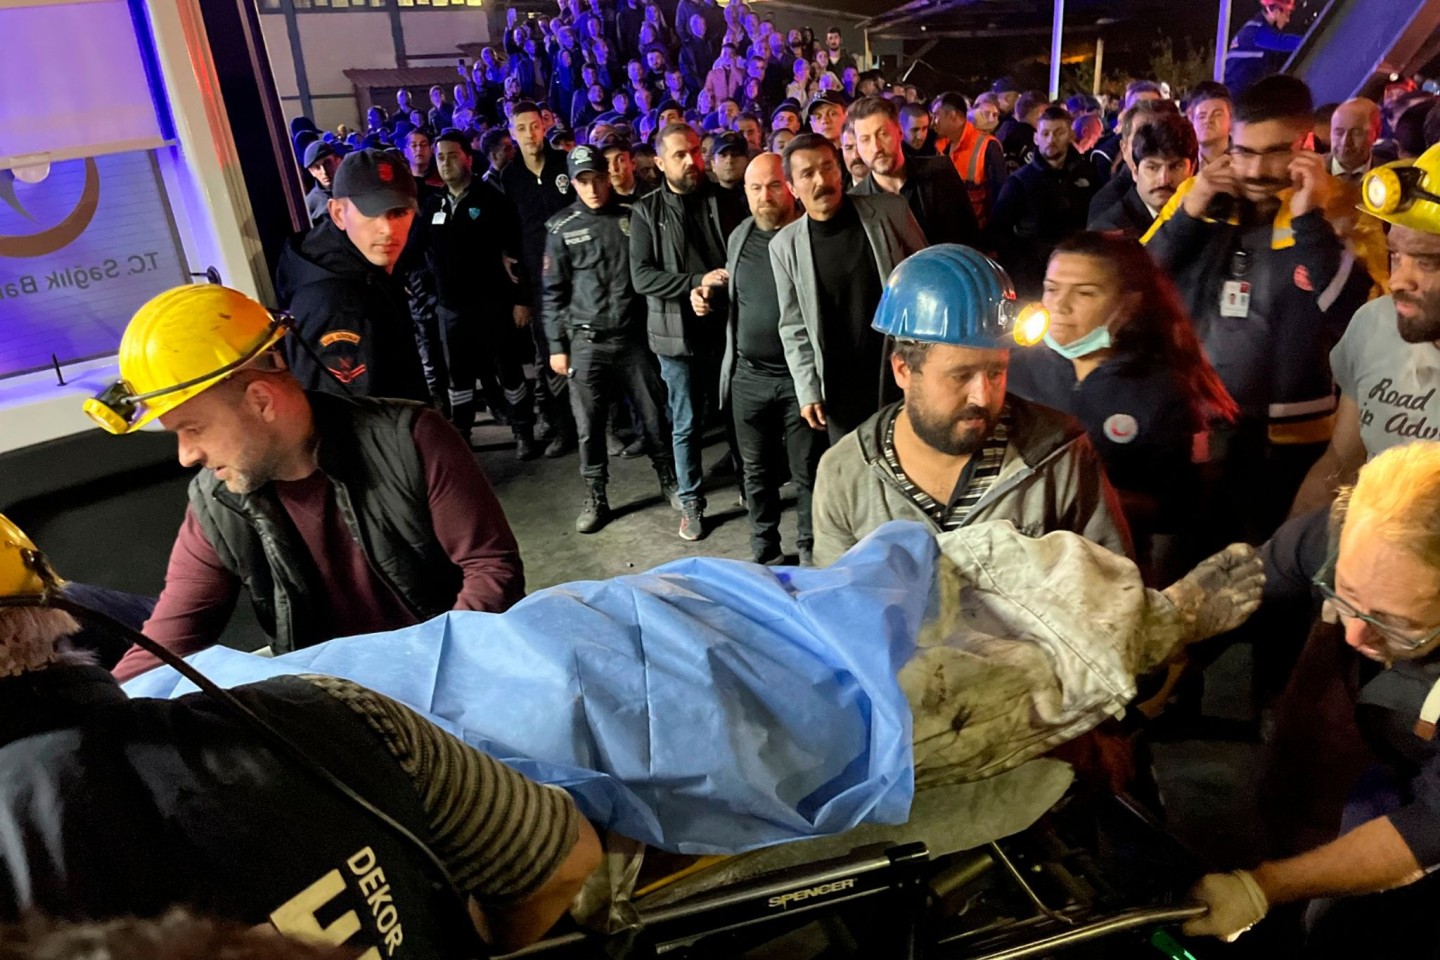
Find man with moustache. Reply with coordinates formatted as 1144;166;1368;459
850;95;981;247
770;132;927;444
693;154;824;565
1144;75;1375;543
838;121;869;182
809;245;1130;567
1089;110;1196;237
1289;143;1440;516
630;122;745;540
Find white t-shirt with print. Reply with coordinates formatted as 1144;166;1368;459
1331;295;1440;457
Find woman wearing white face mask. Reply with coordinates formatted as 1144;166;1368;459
1007;231;1237;582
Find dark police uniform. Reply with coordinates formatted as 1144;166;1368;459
412;178;535;438
543;196;673;483
498;145;578;435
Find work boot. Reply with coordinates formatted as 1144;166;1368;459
754;543;784;566
656;464;683;511
544;430;576;458
514;426;541;461
576;481;611;534
678;501;705;541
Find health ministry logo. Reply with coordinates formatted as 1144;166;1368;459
0;159;101;258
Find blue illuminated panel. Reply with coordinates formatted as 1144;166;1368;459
0;152;189;379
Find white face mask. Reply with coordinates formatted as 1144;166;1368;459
1043;305;1124;360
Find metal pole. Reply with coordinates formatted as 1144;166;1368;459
1049;0;1065;101
864;28;872;70
1092;36;1104;95
1214;0;1233;82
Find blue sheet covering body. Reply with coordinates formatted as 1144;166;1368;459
125;523;937;854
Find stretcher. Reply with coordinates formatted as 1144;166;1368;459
502;768;1208;959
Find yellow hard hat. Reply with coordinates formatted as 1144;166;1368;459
0;515;49;604
83;285;288;435
1360;142;1440;235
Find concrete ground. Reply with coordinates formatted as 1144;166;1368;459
471;417;802;586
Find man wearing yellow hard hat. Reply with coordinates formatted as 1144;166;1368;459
0;514;598;952
1290;140;1440;516
83;282;525;681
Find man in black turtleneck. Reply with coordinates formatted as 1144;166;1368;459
769;133;926;444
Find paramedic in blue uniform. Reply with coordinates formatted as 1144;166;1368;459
1222;0;1303;97
1007;232;1238;582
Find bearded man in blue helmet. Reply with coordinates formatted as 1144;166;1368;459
811;244;1132;566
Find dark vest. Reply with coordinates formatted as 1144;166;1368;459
0;667;478;957
189;393;462;653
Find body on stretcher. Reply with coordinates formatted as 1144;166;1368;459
123;520;1260;954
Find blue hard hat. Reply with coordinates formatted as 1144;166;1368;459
872;245;1048;349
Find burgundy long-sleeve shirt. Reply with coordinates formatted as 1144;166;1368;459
114;409;524;682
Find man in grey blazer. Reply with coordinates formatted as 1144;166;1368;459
770;133;928;444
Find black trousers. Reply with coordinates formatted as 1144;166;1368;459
568;333;673;482
529;285;574;434
730;360;827;554
439;307;534;435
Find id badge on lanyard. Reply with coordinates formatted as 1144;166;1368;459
1220;248;1252;319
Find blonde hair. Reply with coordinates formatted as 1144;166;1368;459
1343;441;1440;567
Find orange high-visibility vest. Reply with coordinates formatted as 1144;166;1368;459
947;124;998;227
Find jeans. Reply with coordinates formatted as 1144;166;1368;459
730;360;827;555
658;349;723;506
568;334;673;482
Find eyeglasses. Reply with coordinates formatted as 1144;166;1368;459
1313;553;1440;652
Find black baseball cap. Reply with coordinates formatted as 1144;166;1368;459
331;149;418;215
656;98;685;116
567;144;608;178
991;76;1020;94
772;101;801;122
595;133;633;155
302;140;335;168
711;131;748;156
806;91;847;120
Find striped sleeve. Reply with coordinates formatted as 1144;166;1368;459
300;674;580;904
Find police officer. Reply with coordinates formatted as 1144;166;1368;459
498;101;579;457
544;146;681;532
1223;0;1302;98
413;132;539;458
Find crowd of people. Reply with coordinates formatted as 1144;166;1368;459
3;0;1440;955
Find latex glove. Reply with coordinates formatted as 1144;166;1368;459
1183;870;1268;941
1163;543;1265;643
